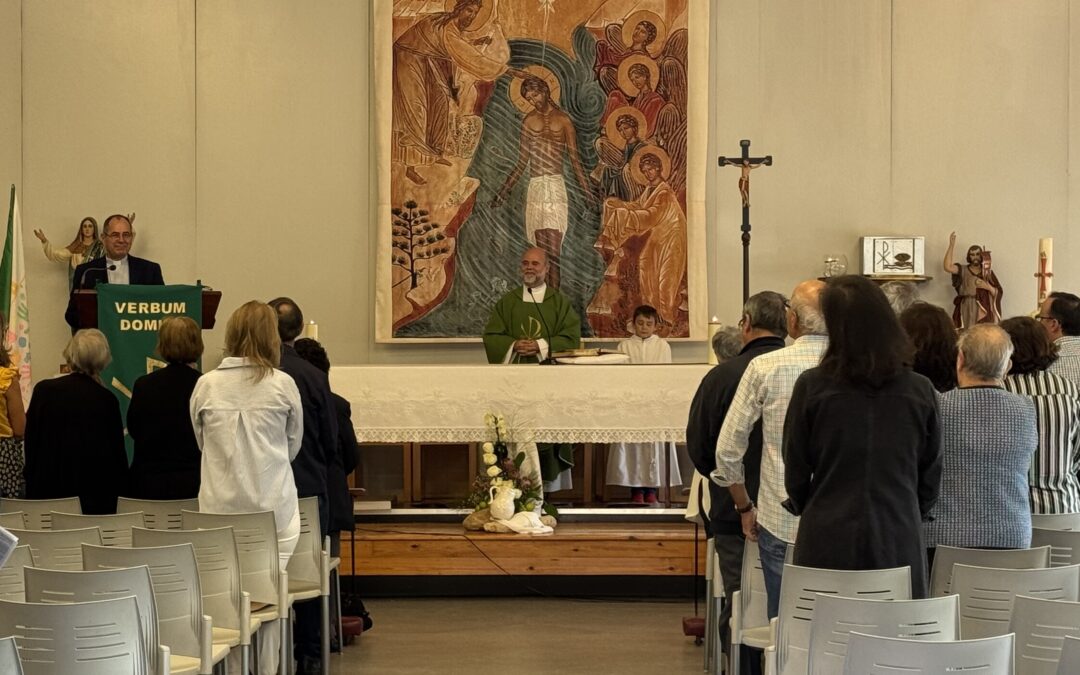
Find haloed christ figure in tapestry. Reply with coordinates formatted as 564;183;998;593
483;247;581;491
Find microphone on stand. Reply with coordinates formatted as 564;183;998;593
527;286;559;365
77;264;116;290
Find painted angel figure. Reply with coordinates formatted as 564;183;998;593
589;149;687;333
944;231;1003;328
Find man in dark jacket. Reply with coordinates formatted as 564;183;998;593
686;291;787;670
65;214;164;330
269;296;337;675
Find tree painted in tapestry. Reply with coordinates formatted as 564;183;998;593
388;0;690;338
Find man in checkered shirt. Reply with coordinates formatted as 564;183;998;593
1040;291;1080;390
711;279;828;619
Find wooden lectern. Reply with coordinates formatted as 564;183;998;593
71;289;223;329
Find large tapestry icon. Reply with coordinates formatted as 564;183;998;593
375;0;708;341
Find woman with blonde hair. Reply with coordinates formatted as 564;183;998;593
24;329;127;513
126;315;204;499
189;301;302;675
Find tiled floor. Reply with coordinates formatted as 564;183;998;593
329;597;708;674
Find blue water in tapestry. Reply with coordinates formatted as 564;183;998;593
395;26;607;338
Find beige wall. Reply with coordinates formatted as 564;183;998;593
0;0;1077;382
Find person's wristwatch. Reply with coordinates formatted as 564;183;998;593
735;500;755;514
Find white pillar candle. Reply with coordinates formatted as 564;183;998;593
1038;238;1054;305
303;321;319;341
707;317;721;365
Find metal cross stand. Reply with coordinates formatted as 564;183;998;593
718;140;772;304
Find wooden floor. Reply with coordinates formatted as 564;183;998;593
339;522;708;576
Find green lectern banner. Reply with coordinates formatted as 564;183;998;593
97;284;203;460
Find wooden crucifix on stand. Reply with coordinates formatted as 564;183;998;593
718;140;772;304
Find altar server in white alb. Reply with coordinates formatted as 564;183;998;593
607;305;682;503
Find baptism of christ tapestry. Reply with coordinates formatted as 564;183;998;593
375;0;709;342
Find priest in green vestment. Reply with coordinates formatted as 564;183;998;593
483;247;580;490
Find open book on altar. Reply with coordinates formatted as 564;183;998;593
552;348;630;365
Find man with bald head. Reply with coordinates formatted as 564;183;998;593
712;279;828;619
483;247;582;490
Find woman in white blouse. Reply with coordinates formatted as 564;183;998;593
191;300;304;565
190;300;303;675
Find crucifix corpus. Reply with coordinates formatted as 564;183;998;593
718;140;772;304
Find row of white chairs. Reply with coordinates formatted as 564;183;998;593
0;496;341;675
0;495;198;530
720;540;1080;675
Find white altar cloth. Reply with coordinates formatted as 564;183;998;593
330;364;712;444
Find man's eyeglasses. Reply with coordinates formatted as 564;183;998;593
105;232;133;240
1037;315;1056;322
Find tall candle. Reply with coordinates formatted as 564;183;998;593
707;316;721;365
303;321;319;342
1037;238;1054;306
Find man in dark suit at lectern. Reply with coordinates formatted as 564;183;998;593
65;213;164;331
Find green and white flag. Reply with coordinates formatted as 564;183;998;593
0;185;31;404
97;283;202;459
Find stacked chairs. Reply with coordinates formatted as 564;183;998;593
23;565;172;675
807;594;959;675
6;527;101;570
183;509;290;673
51;511;145;547
1031;528;1080;568
0;497;81;529
842;631;1014;674
83;541;229;675
287;496;336;675
1060;635;1080;675
133;525;260;674
117;497;199;530
729;540;792;675
767;564;912;675
1010;595;1080;675
1032;513;1080;531
0;595;147;674
950;563;1080;639
0;635;23;675
0;545;31;602
928;545;1051;596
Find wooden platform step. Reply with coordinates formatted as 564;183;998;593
339;522;708;577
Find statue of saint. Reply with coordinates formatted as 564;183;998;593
944;231;1003;329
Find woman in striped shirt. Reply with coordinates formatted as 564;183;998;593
1001;316;1080;514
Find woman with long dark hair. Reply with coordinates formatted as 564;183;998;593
783;275;942;596
900;302;958;392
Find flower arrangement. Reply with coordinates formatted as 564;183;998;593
462;412;556;518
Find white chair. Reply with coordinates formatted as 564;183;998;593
0;595;148;674
929;545;1051;597
842;631;1014;674
1059;635;1080;675
808;594;960;675
1032;528;1080;567
0;635;23;675
182;509;289;674
0;512;24;529
133;526;260;675
287;496;334;675
0;545;32;601
768;564;912;675
6;527;101;570
82;542;228;675
117;497;199;530
0;497;81;529
1009;594;1080;675
730;540;772;675
52;511;145;547
952;563;1080;639
23;565;173;675
1033;513;1080;531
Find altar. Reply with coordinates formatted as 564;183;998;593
330;364;712;506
